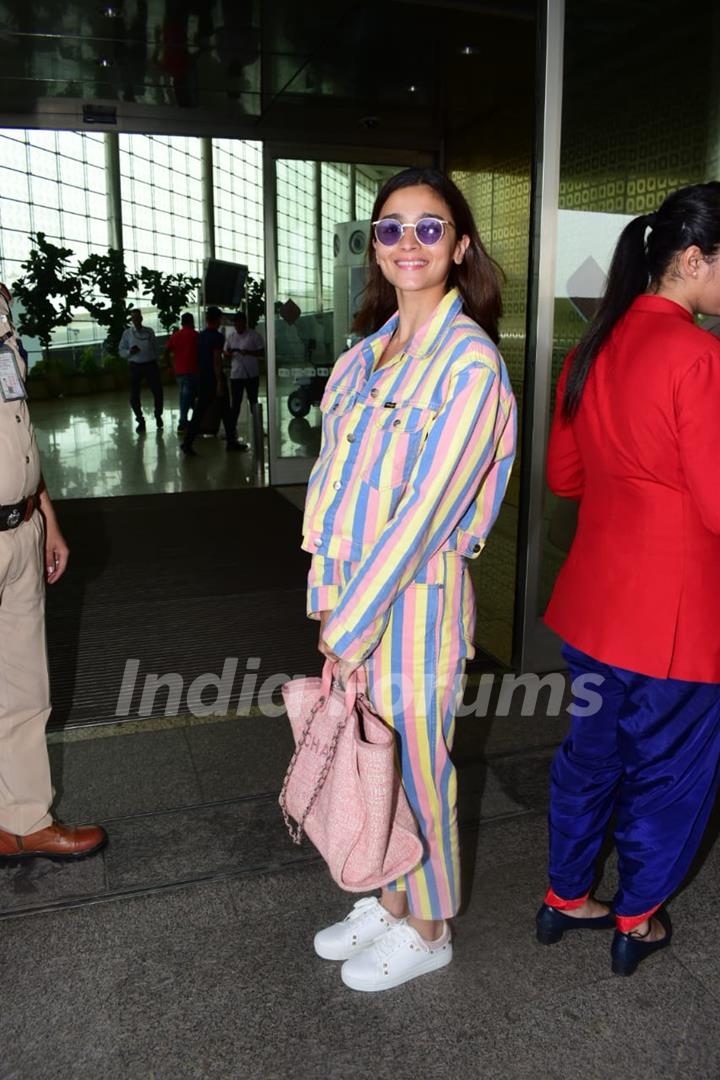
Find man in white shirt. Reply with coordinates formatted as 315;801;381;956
224;312;264;440
118;309;164;434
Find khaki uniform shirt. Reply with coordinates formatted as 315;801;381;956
0;332;41;505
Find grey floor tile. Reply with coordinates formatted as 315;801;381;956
0;883;241;1080
457;759;528;823
104;797;312;891
49;728;203;821
487;746;556;814
185;715;295;800
0;849;107;915
469;959;720;1080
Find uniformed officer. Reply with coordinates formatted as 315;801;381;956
0;283;107;864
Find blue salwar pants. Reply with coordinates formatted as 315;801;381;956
548;643;720;923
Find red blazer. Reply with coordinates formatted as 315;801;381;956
544;294;720;681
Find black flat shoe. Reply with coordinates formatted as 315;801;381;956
536;902;615;945
611;908;672;976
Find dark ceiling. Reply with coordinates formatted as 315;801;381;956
0;0;536;157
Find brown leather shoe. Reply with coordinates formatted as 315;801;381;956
0;822;108;864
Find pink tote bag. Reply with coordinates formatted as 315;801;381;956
279;661;423;891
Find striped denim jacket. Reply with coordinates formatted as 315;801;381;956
303;287;517;663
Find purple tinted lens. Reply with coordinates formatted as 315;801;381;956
415;218;444;245
375;220;403;245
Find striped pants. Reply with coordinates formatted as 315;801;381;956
355;553;475;920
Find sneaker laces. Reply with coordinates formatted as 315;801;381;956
344;897;381;924
373;923;424;959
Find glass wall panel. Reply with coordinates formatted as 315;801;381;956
212;139;264;280
0;128;110;354
534;0;720;632
119;133;204;286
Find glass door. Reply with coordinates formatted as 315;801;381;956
519;0;719;671
262;147;419;485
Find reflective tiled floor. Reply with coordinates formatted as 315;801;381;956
30;388;265;500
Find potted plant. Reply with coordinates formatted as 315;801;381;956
69;349;100;395
102;353;129;390
12;232;82;362
79;250;138;356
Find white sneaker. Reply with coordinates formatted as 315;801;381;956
340;921;452;992
314;897;399;961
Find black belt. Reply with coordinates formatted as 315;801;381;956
0;495;33;531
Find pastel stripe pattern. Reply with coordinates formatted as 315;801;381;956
303;287;517;919
361;551;473;919
303;287;517;664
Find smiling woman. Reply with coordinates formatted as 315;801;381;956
296;167;518;991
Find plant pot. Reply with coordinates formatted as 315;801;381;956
46;374;65;398
69;375;92;395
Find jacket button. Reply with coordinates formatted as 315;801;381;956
15;415;21;423
370;388;378;398
333;481;342;490
25;455;29;463
392;418;401;427
473;544;481;553
314;537;323;547
346;433;356;443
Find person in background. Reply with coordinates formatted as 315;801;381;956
118;309;163;434
165;312;199;433
0;283;107;865
224;311;263;441
538;181;720;977
180;306;244;456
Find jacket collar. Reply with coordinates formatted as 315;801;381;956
363;287;464;370
630;294;694;323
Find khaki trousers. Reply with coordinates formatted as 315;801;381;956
0;511;53;835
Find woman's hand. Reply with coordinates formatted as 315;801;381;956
318;611;362;689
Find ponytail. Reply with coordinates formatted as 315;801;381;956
562;180;720;421
562;214;652;421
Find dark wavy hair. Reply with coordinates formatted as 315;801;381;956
352;168;503;344
563;180;720;420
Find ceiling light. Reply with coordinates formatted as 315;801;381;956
103;5;118;15
459;45;479;56
408;84;418;93
99;57;112;69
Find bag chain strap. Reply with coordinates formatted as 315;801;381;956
279;686;352;846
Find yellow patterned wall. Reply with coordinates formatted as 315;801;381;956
451;159;531;666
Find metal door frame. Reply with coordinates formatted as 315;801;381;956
514;0;566;672
262;143;433;486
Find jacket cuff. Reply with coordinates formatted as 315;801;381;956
307;584;341;620
322;612;386;664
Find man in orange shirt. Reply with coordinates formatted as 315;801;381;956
165;312;199;433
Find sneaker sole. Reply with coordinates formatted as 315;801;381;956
341;943;452;991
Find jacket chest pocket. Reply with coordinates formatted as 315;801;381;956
363;404;437;490
320;390;354;451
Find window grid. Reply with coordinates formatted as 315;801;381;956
276;159;317;314
0;127;108;293
0;129;109;349
212;139;264;280
355;171;378;220
119;133;205;283
320;162;351;307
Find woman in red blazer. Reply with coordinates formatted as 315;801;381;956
536;182;720;976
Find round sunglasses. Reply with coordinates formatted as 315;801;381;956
372;217;455;247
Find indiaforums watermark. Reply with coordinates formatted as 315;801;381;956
115;657;605;720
